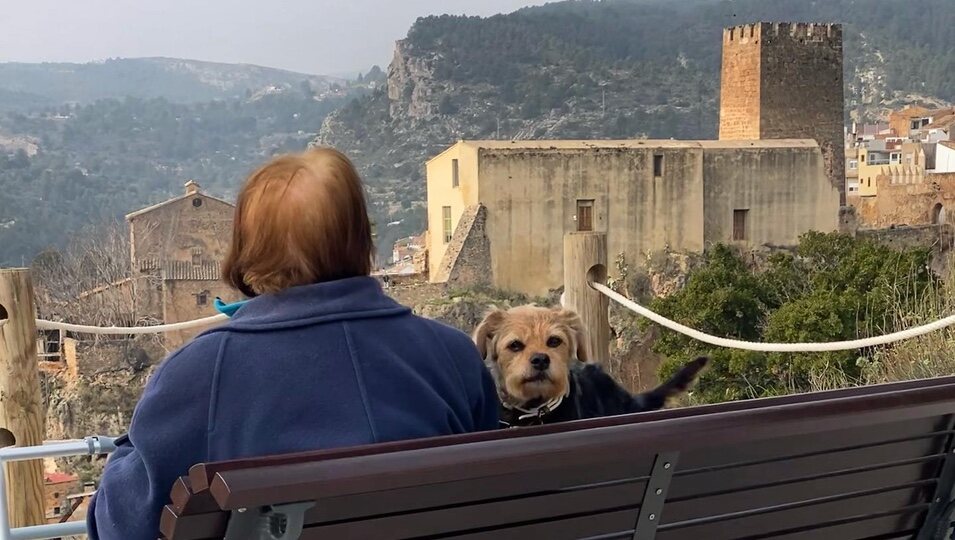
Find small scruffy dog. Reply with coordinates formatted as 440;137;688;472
474;305;708;427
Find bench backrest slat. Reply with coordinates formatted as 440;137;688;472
184;376;955;492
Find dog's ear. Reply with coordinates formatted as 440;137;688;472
473;309;506;359
555;309;591;363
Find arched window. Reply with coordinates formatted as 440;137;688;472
932;203;946;225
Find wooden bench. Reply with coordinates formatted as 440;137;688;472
160;376;955;539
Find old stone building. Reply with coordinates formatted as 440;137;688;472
43;471;80;523
126;181;240;347
719;22;846;206
852;172;955;229
425;22;843;297
427;140;838;296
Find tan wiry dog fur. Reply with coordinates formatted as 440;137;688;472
474;305;709;426
473;305;589;408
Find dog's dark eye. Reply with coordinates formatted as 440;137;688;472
546;336;563;348
507;340;525;352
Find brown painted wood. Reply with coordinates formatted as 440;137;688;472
186;376;955;491
162;378;955;540
664;462;938;524
169;477;220;515
657;487;935;539
303;480;647;538
670;436;948;500
209;382;955;510
160;504;227;540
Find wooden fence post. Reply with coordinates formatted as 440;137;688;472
0;268;46;526
563;233;610;363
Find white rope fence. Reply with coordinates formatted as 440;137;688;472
25;283;955;349
591;282;955;353
35;314;227;335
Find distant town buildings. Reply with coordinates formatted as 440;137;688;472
847;106;955;229
380;233;427;276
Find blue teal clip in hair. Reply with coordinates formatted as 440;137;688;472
214;297;249;317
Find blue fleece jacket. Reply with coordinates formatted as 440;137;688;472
87;276;499;539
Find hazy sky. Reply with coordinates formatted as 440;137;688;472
0;0;545;75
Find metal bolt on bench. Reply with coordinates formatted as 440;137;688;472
223;502;315;540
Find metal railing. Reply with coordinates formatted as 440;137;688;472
0;437;117;540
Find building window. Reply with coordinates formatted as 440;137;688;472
653;154;664;177
196;291;209;306
848;160;858;170
867;178;872;187
451;159;459;188
192;198;203;208
733;209;748;241
191;247;202;266
442;206;452;243
577;200;594;232
911;120;920;130
52;506;61;516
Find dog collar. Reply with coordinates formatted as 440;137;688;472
500;388;570;427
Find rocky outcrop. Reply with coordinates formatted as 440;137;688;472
433;205;491;287
387;40;438;121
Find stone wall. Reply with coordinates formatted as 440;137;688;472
432;204;492;288
718;25;762;140
759;23;845;205
128;194;234;271
850;172;955;229
163;279;238;348
469;142;834;297
857;225;953;251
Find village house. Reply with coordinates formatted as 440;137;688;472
37;181;241;369
425;23;845;296
43;471;81;523
125;180;240;348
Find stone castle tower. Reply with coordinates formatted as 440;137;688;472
719;22;846;206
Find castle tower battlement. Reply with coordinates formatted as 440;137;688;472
719;21;846;205
724;22;843;44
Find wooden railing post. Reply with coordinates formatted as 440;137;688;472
0;268;46;526
563;233;610;363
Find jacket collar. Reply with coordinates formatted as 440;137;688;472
215;276;409;332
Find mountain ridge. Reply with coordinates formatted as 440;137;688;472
0;57;348;109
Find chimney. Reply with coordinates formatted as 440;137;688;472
184;180;201;195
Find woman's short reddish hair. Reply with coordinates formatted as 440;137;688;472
222;147;374;297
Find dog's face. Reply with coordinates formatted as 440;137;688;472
473;306;590;405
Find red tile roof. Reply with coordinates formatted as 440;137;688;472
45;472;79;484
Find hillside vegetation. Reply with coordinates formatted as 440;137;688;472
0;89;355;264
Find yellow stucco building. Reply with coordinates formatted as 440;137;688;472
426;139;839;296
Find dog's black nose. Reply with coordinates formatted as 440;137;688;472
530;353;550;371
